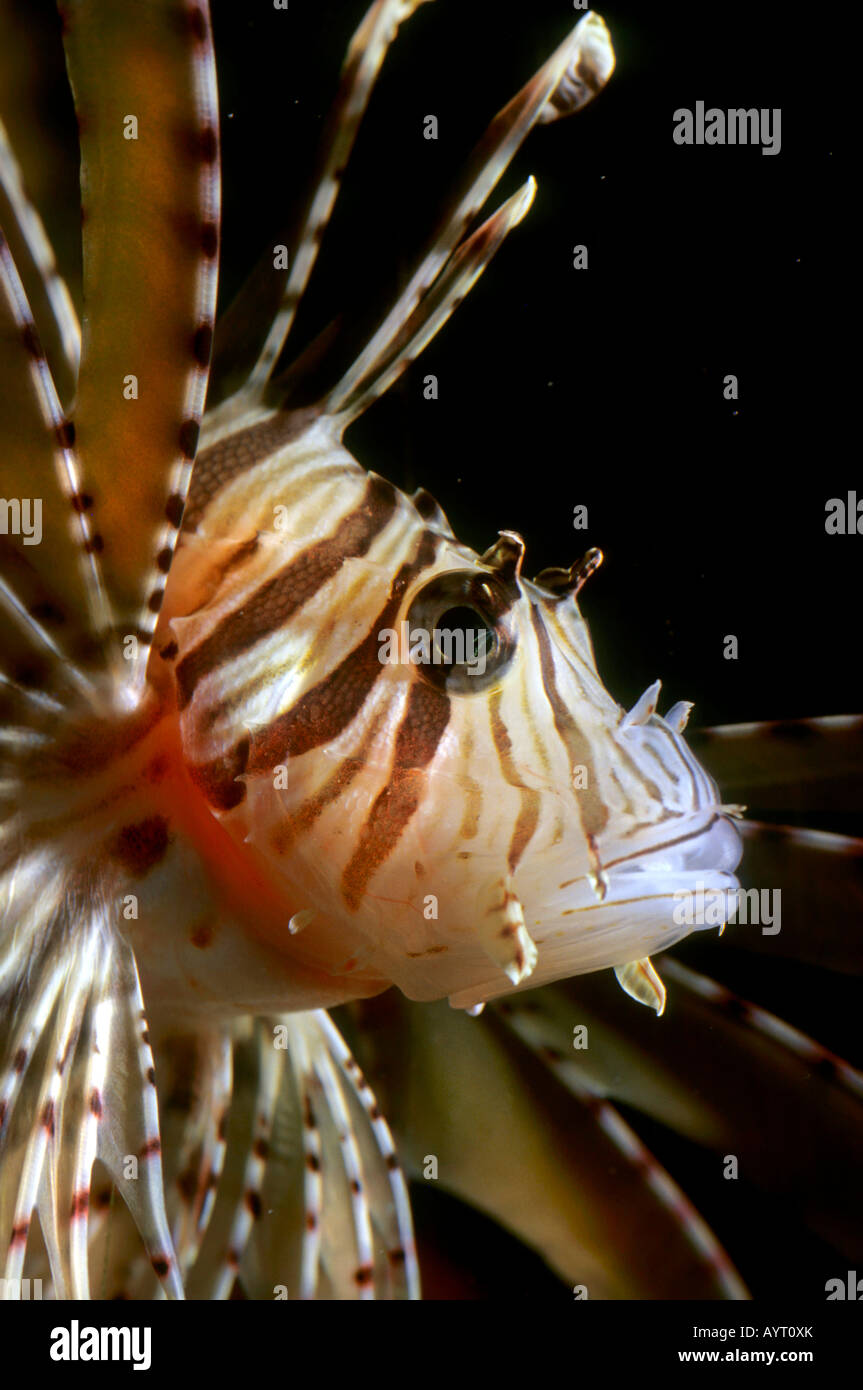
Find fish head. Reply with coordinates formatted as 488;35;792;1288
170;442;742;1010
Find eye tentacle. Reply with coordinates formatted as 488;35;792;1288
534;546;604;598
480;530;526;585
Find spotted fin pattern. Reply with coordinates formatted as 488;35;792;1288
166;1014;419;1300
0;115;80;406
61;0;220;680
0;911;181;1298
0;230;108;684
236;0;434;405
346;992;747;1298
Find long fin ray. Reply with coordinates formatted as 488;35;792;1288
62;0;220;685
347;994;745;1298
0;115;80;408
205;1023;281;1301
318;1010;418;1298
690;715;863;814
326;177;536;425
0;229;111;684
494;965;863;1262
161;1028;233;1280
214;0;433;415
728;820;863;973
319;11;614;423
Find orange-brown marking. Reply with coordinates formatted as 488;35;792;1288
109;815;171;877
340;681;450;911
190;918;216;949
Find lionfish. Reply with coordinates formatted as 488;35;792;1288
0;0;860;1301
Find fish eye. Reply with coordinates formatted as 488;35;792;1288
405;570;518;693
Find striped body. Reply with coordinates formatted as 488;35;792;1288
158;404;743;1008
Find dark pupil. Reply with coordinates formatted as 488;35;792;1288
433;606;495;664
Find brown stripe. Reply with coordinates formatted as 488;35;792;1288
530;605;607;839
184;407;323;528
544;604;664;803
341;679;451;911
188;735;250;811
603;813;721;872
269;706;386;857
520;677;553;777
246;530;439;772
193;523;390;733
70;1189;90;1220
488;689;540;872
185;533;261;616
10;1220;29;1247
176;474;398;709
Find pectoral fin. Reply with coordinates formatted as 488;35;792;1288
613;957;666;1015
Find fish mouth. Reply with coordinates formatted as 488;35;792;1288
439;812;745;1011
602;807;744;880
584;810;745;946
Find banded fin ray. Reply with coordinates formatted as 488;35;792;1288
0;227;110;690
325;176;537;424
690;715;863;972
61;0;220;684
690;715;863;815
202;1021;282;1301
181;1014;418;1299
729;820;863;974
220;0;433;412
160;1029;233;1281
0;902;182;1299
316;1010;418;1299
494;963;863;1263
323;11;614;426
347;994;746;1298
0;115;80;407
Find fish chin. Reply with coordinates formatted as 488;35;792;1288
519;812;744;983
389;813;745;1009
